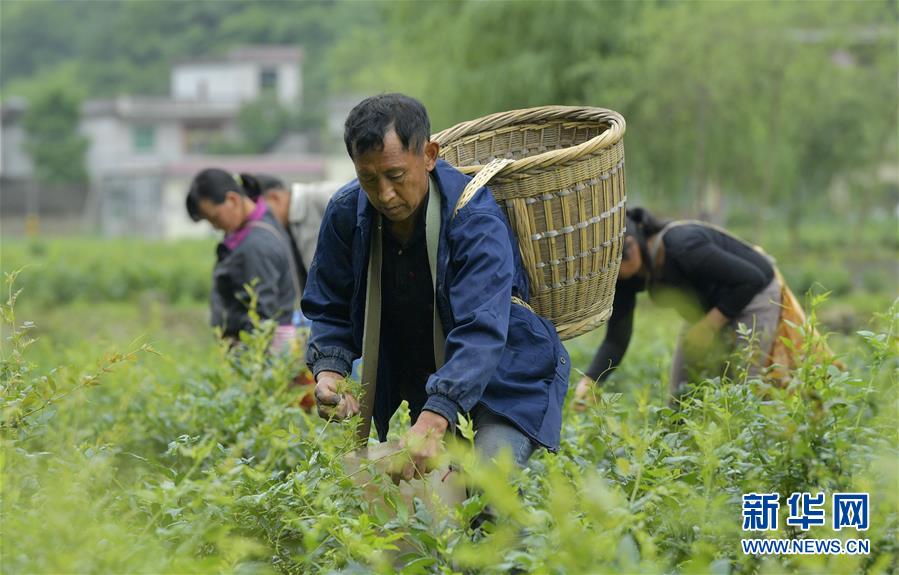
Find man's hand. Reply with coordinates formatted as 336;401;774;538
390;410;448;483
314;371;360;420
573;376;597;412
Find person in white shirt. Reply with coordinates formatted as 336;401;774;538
255;175;339;296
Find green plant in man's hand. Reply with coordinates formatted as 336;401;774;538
314;371;360;420
391;410;448;484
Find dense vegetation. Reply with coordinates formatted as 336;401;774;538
1;236;896;574
2;214;894;327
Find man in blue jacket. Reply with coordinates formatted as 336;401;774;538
302;93;569;481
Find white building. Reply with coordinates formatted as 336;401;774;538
0;98;33;181
79;96;242;179
1;45;327;238
172;45;302;107
95;155;327;238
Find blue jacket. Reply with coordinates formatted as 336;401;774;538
302;160;570;450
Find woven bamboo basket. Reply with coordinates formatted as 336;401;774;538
433;106;627;340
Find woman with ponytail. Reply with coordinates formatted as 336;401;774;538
574;207;783;407
185;168;299;345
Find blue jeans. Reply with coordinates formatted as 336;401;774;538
467;406;537;530
471;405;538;468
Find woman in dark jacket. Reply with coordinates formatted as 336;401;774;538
575;207;782;407
185;169;299;344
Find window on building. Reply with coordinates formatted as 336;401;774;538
132;125;156;153
260;68;278;91
183;122;223;154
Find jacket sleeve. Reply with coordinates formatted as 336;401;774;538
423;209;513;424
301;193;359;378
585;285;636;382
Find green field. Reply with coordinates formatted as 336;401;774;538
1;234;897;574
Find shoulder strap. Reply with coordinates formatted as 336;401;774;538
647;222;674;273
643;221;677;288
425;176;446;367
357;214;383;444
249;220;303;313
357;177;447;444
452;158;514;217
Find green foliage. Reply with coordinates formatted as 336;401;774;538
0;0;373;139
329;0;897;219
22;85;88;185
0;271;158;439
0;238;215;307
2;259;897;573
2;1;895;220
209;95;291;155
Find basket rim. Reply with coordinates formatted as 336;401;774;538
432;105;626;176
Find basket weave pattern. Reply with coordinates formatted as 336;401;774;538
434;106;627;340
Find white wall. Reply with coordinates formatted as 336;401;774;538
80;116;126;176
277;62;301;108
0;123;34;178
161;175;215;239
80;116;183;178
172;62;300;106
172;64;257;103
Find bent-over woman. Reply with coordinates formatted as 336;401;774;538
185;168;299;344
575;207;783;406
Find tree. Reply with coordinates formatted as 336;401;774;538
22;86;88;186
236;94;290;153
328;0;896;228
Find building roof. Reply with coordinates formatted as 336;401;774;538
92;154;328;180
164;155;327;178
175;45;303;67
81;96;241;121
0;97;29;123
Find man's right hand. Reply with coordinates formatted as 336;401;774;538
573;376;597;412
314;371;360;420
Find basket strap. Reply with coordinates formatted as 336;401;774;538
657;219;766;254
453;159;538;318
511;295;534;312
358;214;383;445
358;180;445;444
453;158;514;218
425;176;446;368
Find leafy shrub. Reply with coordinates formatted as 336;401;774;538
2;271;897;574
0;238;215;307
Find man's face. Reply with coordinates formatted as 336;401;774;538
262;188;290;227
352;129;438;224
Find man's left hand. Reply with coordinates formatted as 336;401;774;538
391;410;448;483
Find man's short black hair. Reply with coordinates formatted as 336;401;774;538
344;93;431;159
256;174;285;195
